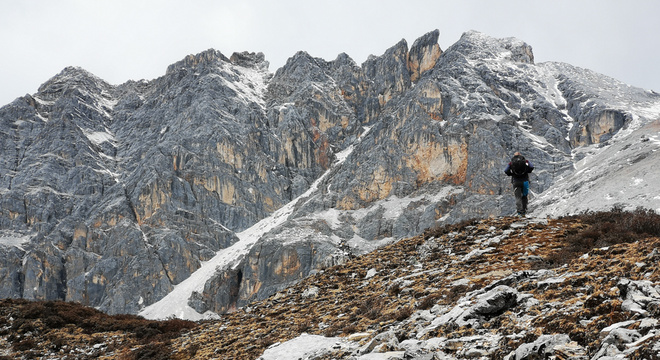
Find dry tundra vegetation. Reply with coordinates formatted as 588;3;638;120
1;206;659;359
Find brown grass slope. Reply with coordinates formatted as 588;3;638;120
1;208;659;359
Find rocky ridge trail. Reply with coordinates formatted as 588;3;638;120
2;209;658;359
175;209;660;359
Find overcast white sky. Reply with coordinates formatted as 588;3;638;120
1;0;659;106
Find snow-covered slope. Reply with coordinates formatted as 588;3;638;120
531;62;660;216
533;116;660;217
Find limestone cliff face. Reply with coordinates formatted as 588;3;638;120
189;31;660;316
0;50;352;314
1;30;659;316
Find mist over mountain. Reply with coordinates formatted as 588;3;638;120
0;29;659;322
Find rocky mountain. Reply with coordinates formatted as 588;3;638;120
1;29;659;317
1;209;659;359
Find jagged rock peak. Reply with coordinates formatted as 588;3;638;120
409;29;442;82
331;52;357;68
267;49;358;106
36;66;114;102
453;30;534;64
500;36;534;64
229;51;269;71
281;50;358;72
268;51;333;97
165;48;230;75
47;65;101;80
385;37;409;58
411;29;440;49
363;37;409;79
38;66;110;92
285;51;330;68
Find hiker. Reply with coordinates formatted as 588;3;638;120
504;152;534;216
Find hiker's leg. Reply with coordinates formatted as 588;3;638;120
521;181;529;215
513;185;524;214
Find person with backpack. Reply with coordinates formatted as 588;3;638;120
504;152;534;217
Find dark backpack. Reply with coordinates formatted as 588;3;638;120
510;155;527;176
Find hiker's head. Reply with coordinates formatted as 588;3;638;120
514;152;521;156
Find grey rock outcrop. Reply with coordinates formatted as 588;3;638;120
0;240;25;298
505;334;571;360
